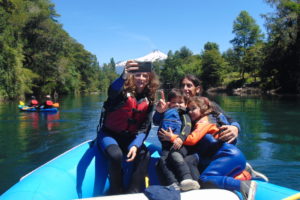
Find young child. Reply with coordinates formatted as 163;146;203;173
160;96;257;200
153;88;200;191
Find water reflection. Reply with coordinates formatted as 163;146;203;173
18;112;60;133
210;95;300;189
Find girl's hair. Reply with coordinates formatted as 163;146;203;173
179;74;203;96
123;72;160;102
187;96;213;116
167;88;183;101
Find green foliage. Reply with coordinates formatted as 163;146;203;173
204;42;219;51
1;0;300;98
160;47;201;89
200;42;226;90
0;0;117;100
100;60;118;93
261;0;300;93
230;11;264;80
222;48;240;73
243;43;265;83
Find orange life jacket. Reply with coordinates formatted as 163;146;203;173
103;94;150;134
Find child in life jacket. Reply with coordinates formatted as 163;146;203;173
153;89;200;191
159;96;257;200
29;96;39;107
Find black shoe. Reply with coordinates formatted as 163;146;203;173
246;163;269;182
240;181;257;200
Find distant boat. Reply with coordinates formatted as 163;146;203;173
18;105;58;113
1;140;299;200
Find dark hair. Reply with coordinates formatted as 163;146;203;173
179;74;201;87
167;88;184;102
187;96;213;116
179;74;203;95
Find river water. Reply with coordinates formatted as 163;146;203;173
0;94;300;194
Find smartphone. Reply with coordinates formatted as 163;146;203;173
132;62;152;73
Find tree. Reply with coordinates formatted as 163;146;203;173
230;11;264;79
204;42;219;51
243;43;265;83
200;42;226;90
261;0;300;93
160;47;201;89
0;0;104;99
109;58;116;73
223;48;239;72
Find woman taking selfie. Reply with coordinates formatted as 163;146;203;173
97;61;159;194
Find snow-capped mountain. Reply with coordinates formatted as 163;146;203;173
116;50;167;67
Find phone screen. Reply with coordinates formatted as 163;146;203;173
132;62;152;73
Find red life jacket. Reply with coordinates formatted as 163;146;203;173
103;94;150;134
31;99;39;106
46;100;53;106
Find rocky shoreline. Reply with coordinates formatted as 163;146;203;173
207;86;300;97
207;86;265;96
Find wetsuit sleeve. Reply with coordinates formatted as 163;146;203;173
212;101;241;132
178;112;192;142
107;75;125;99
152;110;163;126
182;122;219;146
128;104;154;150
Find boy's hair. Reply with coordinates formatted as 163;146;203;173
187;96;213;116
167;88;186;103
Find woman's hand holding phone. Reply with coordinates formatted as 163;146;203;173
122;60;139;79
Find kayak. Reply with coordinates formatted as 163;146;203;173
18;105;58;112
1;141;299;200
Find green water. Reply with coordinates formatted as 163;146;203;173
0;94;300;194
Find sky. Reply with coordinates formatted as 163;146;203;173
51;0;274;65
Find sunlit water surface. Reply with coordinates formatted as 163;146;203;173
0;94;300;194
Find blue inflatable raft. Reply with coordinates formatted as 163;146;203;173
18;105;58;113
0;141;299;200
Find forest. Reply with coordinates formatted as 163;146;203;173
0;0;299;100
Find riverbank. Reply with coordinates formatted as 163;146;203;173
207;86;300;97
207;86;262;96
